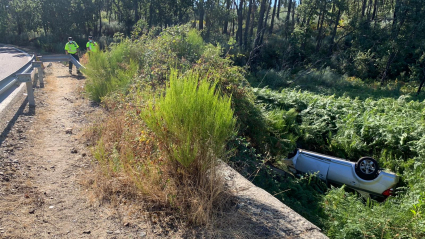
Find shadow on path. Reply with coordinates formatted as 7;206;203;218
0;99;35;146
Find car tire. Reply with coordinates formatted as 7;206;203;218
355;157;379;180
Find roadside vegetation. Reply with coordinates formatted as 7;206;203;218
82;26;425;238
83;26;246;228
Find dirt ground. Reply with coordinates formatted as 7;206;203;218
0;63;178;238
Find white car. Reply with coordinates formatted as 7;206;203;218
286;149;399;199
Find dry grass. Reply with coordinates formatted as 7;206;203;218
82;99;232;229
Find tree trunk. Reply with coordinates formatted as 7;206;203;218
391;0;400;39
232;17;235;36
286;0;292;24
291;1;295;24
236;0;245;46
371;0;377;20
250;2;255;40
301;10;313;51
134;0;139;23
361;0;367;17
380;51;396;86
254;0;267;48
223;0;231;34
99;9;102;35
251;0;267;69
244;0;253;49
316;0;327;51
277;0;281;19
269;0;277;33
329;8;341;54
367;0;373;19
417;69;425;95
148;0;154;29
260;0;271;44
199;0;204;30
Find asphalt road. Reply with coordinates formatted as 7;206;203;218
0;44;31;79
0;45;32;128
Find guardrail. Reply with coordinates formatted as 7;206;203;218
0;54;84;107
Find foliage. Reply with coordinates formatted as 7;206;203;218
254;86;425;238
142;69;236;172
83;40;138;102
138;70;236;224
249;67;425;101
85;26;244;226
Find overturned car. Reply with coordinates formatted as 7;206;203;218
286;149;399;199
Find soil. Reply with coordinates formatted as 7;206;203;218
0;63;174;238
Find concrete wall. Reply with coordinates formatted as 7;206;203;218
219;163;328;238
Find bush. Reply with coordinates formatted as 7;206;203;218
143;69;236;174
87;64;237;226
84;40;139;102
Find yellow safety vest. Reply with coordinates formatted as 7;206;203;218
65;41;79;54
86;41;99;53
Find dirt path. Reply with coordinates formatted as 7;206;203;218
0;63;146;238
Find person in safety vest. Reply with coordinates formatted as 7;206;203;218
86;36;99;54
64;37;80;74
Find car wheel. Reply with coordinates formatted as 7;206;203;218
355;157;379;180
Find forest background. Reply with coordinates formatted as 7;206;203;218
2;0;425;238
2;0;425;90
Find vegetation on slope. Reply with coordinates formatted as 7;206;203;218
83;26;425;238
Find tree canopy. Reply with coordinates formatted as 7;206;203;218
1;0;425;89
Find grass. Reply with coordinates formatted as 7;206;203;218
248;68;425;101
85;68;236;227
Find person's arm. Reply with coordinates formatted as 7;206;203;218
65;43;68;55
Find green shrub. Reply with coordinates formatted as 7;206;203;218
142;69;236;172
140;70;236;225
84;40;139;102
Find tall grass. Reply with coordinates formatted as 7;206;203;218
141;71;236;225
83;41;138;102
143;70;236;173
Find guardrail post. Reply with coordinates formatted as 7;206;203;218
32;61;44;87
17;73;35;106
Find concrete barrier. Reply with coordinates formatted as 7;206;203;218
219;162;328;238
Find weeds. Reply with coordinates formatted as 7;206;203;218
142;70;236;224
86;68;236;226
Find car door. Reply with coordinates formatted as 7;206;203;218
294;151;331;180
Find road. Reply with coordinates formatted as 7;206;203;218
0;45;32;105
0;44;31;79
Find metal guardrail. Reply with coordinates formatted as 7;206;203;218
0;55;35;96
0;54;84;107
39;55;85;70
